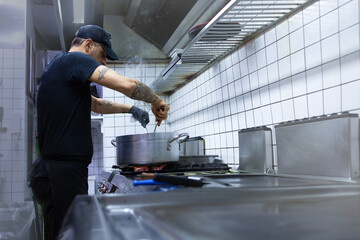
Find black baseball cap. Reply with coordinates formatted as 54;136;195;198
75;25;119;60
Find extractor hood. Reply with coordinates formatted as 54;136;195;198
31;0;228;61
150;0;318;95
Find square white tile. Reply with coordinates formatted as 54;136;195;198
322;59;341;88
276;20;289;40
290;28;305;53
320;10;339;39
265;28;277;46
239;47;247;60
246;41;256;56
281;99;295;121
304;19;321;47
267;62;279;84
260;86;270;105
277;36;290;59
258;67;269;88
243;93;252;110
269;82;281;103
233;63;241;80
236;95;245;112
342;80;360;111
323;86;341;114
248;54;257;73
278;56;291;79
238;112;247;129
280;77;293;100
255;35;265;51
241;76;251;93
292;72;307;97
291;50;306;75
321;33;340;63
256;49;267;69
234;79;243;96
319;0;338;16
251;90;261;108
253;108;263;126
289;11;304;33
339;0;359;31
245;110;255;128
306;66;323;92
341;51;360;83
303;1;320;25
307;91;324;116
266;42;278;64
271;102;283;123
240;59;249;77
339;24;360;57
293;95;309;119
249;71;259;90
261;105;273;125
305;42;322;69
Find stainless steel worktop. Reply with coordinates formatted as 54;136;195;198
59;174;360;240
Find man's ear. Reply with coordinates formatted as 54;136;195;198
84;39;93;53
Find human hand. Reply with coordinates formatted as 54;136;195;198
129;106;150;128
151;99;169;126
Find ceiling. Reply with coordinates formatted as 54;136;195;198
30;0;228;62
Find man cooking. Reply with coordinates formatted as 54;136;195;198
29;25;170;240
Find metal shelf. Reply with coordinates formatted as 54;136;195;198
151;0;317;95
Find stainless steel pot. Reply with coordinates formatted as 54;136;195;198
111;132;189;166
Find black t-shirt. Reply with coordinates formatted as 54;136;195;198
37;52;101;164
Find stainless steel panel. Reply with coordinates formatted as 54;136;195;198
60;177;360;240
238;127;273;173
275;113;360;179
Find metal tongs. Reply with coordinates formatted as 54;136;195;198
152;106;165;133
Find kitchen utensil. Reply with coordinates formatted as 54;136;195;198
180;136;205;156
111;132;189;166
133;179;168;186
153;174;205;187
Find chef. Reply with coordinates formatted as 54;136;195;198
29;25;170;240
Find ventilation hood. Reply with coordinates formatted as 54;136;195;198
31;0;228;61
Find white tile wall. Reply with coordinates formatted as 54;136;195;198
89;121;103;180
167;0;360;169
0;48;26;204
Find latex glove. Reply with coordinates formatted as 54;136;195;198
129;106;150;128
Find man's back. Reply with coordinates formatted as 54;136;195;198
37;52;100;163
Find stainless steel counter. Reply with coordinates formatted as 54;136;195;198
59;174;360;240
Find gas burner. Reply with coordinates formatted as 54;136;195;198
114;162;231;175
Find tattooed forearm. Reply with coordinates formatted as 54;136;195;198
98;99;112;107
130;81;159;103
97;67;109;81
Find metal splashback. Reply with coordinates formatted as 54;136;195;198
275;113;360;179
151;0;317;95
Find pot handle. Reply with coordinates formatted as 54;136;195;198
167;133;189;151
111;139;117;147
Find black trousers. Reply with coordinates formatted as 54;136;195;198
31;176;59;240
30;160;89;240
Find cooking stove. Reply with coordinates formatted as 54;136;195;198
98;156;231;194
